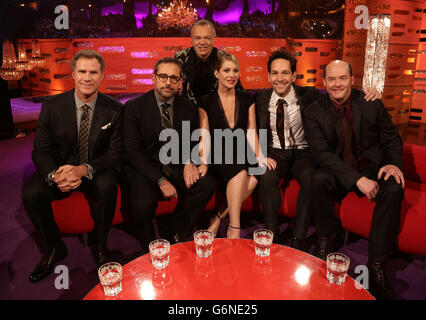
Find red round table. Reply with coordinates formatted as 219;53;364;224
84;239;374;300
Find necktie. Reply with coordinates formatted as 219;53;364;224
338;105;358;170
78;104;90;163
276;99;296;149
161;103;172;129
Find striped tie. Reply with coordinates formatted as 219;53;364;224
161;103;172;129
78;104;90;163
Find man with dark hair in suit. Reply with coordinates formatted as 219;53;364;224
256;50;380;251
122;57;216;250
22;49;123;282
304;60;405;300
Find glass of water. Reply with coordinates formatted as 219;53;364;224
194;230;214;258
326;252;350;285
149;239;170;270
253;229;274;257
98;262;122;297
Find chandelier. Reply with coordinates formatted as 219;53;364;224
15;40;34;72
362;14;391;93
157;0;198;31
0;40;24;81
30;39;47;68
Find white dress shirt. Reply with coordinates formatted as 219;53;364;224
268;86;308;150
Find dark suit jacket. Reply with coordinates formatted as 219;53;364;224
123;90;199;184
255;85;321;149
32;89;123;179
303;89;403;191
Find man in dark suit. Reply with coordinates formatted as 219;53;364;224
122;57;216;251
256;50;381;251
22;49;123;282
255;50;320;251
304;60;405;300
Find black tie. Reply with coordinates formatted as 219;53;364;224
78;104;90;163
276;99;296;149
161;103;172;129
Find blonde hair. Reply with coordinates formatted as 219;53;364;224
215;51;239;72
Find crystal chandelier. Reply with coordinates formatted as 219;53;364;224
15;40;34;72
362;14;391;93
157;0;198;31
0;40;24;81
30;39;47;68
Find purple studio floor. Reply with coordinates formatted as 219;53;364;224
0;134;425;300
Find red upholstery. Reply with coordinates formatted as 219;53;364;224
339;143;426;256
51;143;426;256
52;188;123;234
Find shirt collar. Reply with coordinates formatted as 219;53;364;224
271;85;296;106
331;92;352;111
154;91;174;108
74;91;97;111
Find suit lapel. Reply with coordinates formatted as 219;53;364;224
351;92;363;144
149;91;162;135
64;90;79;153
88;93;108;159
258;89;273;129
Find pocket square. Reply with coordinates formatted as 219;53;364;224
101;123;111;130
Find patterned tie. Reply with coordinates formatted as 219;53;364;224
338;105;358;170
161;103;172;129
78;104;90;163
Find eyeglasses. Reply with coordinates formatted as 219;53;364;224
155;73;181;84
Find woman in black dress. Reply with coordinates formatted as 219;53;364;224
198;52;267;238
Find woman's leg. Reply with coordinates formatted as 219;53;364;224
225;170;258;238
208;174;257;236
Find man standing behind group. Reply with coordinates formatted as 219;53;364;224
122;57;216;250
175;19;242;104
22;50;123;282
256;50;380;251
304;60;404;300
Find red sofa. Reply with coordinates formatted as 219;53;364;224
52;143;426;257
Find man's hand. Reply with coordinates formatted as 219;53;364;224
363;87;382;101
378;164;405;189
54;164;87;192
183;163;200;188
356;177;379;201
198;164;208;178
159;179;178;199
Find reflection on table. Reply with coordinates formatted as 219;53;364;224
84;239;374;300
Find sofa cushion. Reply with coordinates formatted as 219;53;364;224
339;180;426;256
403;143;426;183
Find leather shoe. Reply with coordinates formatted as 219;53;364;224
313;232;344;261
29;243;67;283
170;233;183;245
92;244;111;268
367;261;397;300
